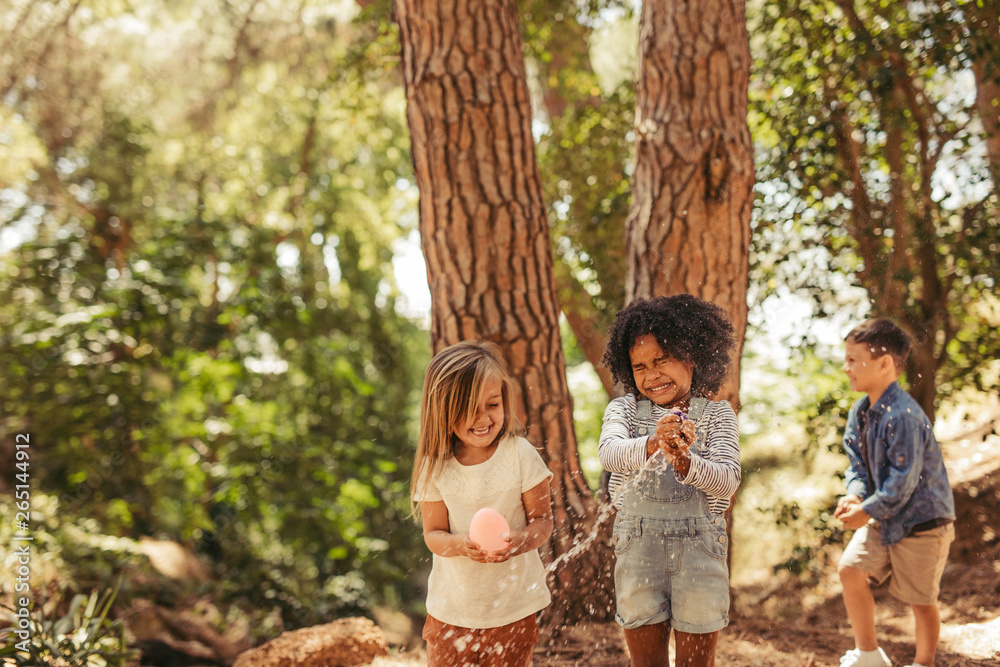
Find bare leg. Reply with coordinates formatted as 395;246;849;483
674;629;720;667
911;603;940;667
623;621;671;667
839;564;879;651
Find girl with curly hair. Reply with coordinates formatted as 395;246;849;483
599;294;741;667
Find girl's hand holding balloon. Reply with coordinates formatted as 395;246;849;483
459;535;495;563
468;508;511;562
482;529;523;563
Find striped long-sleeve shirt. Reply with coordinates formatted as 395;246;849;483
598;394;741;514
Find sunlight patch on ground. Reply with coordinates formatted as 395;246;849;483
941;616;1000;660
370;652;425;666
936;388;1000;484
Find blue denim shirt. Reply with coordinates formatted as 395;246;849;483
842;381;955;546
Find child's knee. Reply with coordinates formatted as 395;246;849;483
910;602;938;616
838;563;865;582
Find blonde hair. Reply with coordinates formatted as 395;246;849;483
410;340;523;518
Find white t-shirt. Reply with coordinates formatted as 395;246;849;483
413;434;553;628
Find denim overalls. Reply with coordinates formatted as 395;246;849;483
611;397;731;633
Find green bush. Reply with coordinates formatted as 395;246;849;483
1;585;136;667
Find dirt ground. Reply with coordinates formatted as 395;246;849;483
373;431;1000;667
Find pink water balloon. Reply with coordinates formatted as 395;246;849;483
469;507;510;554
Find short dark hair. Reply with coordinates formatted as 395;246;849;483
602;294;736;397
845;318;911;371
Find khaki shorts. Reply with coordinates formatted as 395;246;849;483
839;521;954;605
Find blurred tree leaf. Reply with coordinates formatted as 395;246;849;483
0;0;428;626
748;0;1000;419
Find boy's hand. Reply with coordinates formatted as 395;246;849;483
834;494;862;519
836;501;870;531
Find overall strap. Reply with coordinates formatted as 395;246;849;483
635;398;654;437
688;397;710;454
688;397;708;422
620;395;713;519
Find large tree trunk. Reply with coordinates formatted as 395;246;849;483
396;0;614;624
626;0;754;584
626;0;754;407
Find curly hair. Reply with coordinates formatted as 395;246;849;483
602;294;737;397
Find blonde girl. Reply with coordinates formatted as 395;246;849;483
411;340;553;667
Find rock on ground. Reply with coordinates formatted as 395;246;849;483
233;617;388;667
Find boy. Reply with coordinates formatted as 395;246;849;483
834;319;955;667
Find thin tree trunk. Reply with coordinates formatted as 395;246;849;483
555;268;616;396
974;65;1000;185
965;0;1000;187
527;1;624;398
834;5;957;422
626;0;754;407
906;328;941;424
396;0;615;624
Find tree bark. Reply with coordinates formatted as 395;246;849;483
974;63;1000;186
626;0;754;407
625;0;754;584
396;0;614;624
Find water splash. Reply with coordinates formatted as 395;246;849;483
545;500;617;574
545;455;671;574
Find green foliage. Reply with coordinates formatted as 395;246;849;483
540;87;633;322
747;0;1000;401
4;0;998;635
768;500;845;580
0;585;136;667
0;493;177;603
735;341;855;585
523;1;635;343
804;384;854;459
0;0;427;628
741;341;853;452
561;320;608;492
